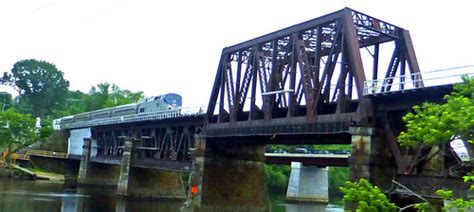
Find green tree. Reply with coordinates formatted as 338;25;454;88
398;76;474;210
264;165;291;192
54;90;87;117
83;82;143;111
2;59;70;118
340;179;397;211
0;109;37;156
398;76;474;147
0;92;12;111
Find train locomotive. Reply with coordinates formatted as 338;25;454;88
55;93;182;128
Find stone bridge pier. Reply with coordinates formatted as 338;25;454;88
185;135;270;211
349;127;395;189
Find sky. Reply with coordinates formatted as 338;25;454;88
0;0;473;109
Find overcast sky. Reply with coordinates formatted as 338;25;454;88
1;0;473;109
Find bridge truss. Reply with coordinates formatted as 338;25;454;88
206;7;423;138
86;115;204;170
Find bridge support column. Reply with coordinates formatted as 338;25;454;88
184;134;205;210
77;138;91;184
117;138;133;196
286;162;328;203
349;127;393;187
185;136;270;211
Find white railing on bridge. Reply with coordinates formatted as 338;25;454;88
61;107;206;129
363;65;474;96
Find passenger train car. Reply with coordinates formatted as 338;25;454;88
53;93;182;129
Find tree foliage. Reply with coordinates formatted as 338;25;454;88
398;76;474;147
398;76;474;210
264;165;291;192
340;179;397;211
2;59;69;118
83;82;143;112
0;109;37;153
0;92;12;111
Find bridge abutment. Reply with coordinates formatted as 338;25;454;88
185;135;270;211
286;162;328;203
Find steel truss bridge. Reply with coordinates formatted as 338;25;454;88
55;8;472;192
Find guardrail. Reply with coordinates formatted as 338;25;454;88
27;149;69;159
61;107;205;130
11;150;69;161
364;65;474;96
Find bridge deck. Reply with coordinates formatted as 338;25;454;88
265;153;349;167
22;150;349;168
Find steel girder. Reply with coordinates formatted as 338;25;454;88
94;125;197;163
206;8;422;132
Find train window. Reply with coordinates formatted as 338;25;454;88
163;94;182;106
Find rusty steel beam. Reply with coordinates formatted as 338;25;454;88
206;7;417;130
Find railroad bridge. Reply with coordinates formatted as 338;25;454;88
39;7;473;211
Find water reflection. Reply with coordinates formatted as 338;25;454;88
0;179;343;211
0;180;184;212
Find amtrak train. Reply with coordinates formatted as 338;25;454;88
54;93;182;129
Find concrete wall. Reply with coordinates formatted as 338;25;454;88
29;156;80;178
128;167;186;199
81;162;121;186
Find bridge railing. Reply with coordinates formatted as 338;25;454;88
61;107;206;129
363;66;474;96
12;149;69;161
26;149;69;159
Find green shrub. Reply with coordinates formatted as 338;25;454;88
340;179;396;211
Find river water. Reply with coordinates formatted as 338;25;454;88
0;179;343;211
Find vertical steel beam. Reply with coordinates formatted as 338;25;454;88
402;30;423;87
287;40;297;118
206;50;226;124
373;44;379;80
249;46;259;120
264;40;279;120
342;9;373;119
314;26;322;87
231;51;243;122
293;33;316;117
218;54;227;123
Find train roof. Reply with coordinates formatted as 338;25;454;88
58;93;181;119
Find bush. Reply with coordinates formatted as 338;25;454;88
264;165;290;192
340;179;396;211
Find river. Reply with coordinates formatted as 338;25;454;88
0;179;343;211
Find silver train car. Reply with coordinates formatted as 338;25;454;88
55;93;182;128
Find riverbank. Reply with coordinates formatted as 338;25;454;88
0;166;34;180
0;165;65;181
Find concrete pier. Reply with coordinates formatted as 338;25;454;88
286;162;328;203
117;139;133;196
77;138;91;184
185;136;270;211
